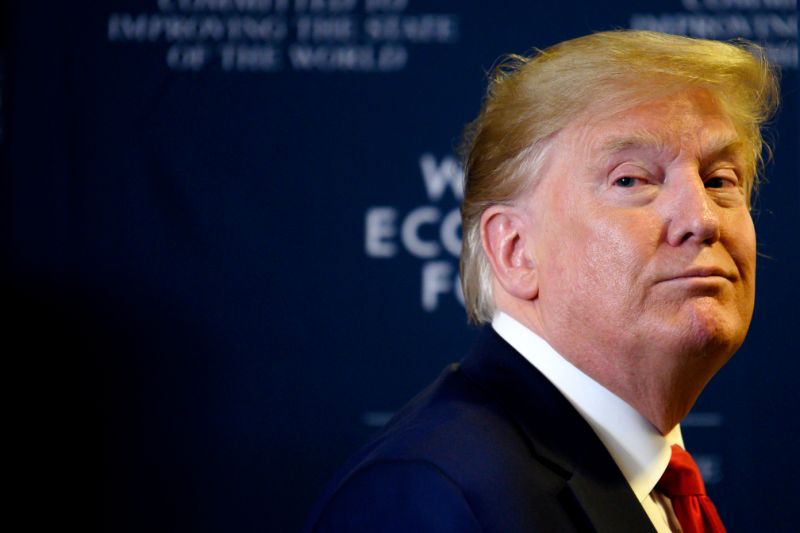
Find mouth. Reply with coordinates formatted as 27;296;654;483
662;266;736;283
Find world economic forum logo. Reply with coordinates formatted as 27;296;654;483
364;153;464;312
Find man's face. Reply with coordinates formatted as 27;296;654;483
521;88;756;405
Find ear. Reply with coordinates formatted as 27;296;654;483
480;205;539;301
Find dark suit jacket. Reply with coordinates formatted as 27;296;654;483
305;326;657;532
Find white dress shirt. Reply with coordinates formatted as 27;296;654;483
492;312;683;533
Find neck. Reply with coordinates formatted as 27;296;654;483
496;302;716;435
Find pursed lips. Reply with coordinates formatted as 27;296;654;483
661;266;736;283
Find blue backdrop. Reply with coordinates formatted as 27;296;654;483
2;1;797;531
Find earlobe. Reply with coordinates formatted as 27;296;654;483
481;206;539;301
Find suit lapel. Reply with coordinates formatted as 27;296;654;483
460;327;656;533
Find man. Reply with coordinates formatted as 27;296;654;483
305;30;779;532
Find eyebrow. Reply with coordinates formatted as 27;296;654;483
600;131;666;155
599;130;744;162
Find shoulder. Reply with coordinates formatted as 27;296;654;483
309;458;482;533
306;363;569;532
361;362;537;482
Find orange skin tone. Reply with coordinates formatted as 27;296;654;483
482;88;756;434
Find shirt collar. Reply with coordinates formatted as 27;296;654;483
491;311;683;502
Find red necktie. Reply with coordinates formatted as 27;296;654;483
657;444;726;533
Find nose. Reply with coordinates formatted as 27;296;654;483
664;174;721;247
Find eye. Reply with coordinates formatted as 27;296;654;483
613;176;643;188
705;177;727;189
704;170;739;189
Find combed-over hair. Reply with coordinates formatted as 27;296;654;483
459;30;780;324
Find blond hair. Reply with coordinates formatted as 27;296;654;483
459;30;779;324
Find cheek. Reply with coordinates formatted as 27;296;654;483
531;178;655;307
732;214;756;281
580;212;658;298
725;210;756;308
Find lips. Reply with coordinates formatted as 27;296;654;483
663;266;735;282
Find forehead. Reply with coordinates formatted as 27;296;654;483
569;88;741;159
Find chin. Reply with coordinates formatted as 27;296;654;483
674;296;749;359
